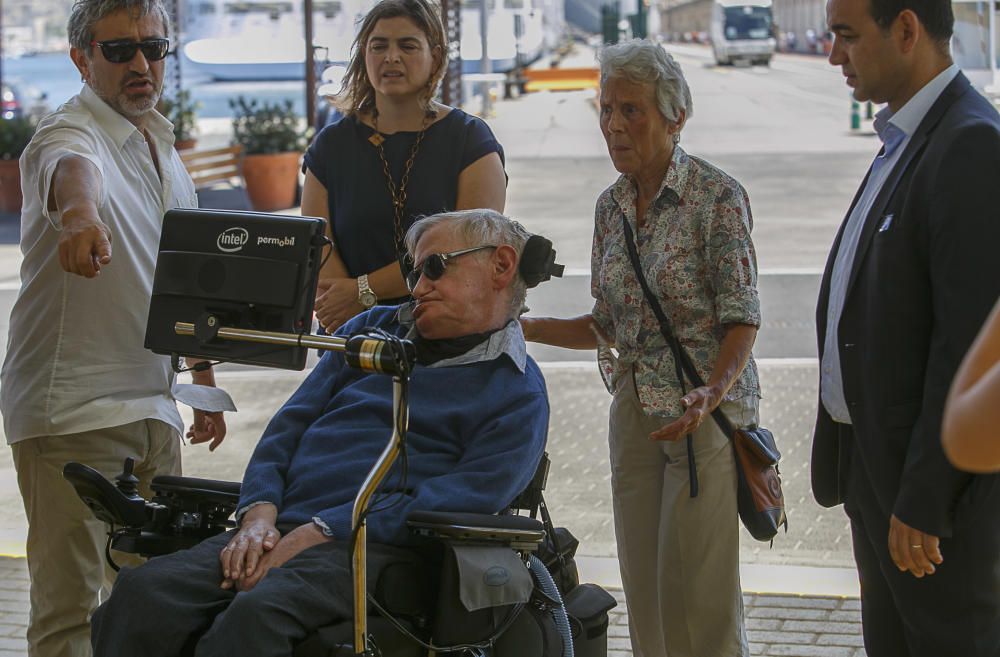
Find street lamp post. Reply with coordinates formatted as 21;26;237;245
480;0;491;117
989;0;998;93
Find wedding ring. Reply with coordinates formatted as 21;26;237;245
910;544;923;549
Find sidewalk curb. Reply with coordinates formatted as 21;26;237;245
578;556;860;598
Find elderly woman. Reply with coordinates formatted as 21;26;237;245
522;39;760;657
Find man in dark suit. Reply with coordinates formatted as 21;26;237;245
813;0;1000;654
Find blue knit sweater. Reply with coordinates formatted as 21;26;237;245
237;307;549;545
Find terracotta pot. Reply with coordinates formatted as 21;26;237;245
0;158;22;215
175;138;197;151
241;151;301;212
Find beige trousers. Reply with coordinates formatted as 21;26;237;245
609;367;755;657
11;419;181;657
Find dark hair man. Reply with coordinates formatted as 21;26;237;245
90;209;549;656
0;1;227;654
813;0;1000;654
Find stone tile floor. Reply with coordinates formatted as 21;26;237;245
0;556;866;657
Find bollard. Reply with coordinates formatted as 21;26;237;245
865;101;874;119
851;98;861;130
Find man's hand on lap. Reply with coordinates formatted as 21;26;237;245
235;522;331;592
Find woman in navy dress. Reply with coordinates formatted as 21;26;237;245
301;0;507;331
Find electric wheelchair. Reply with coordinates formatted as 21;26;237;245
66;451;617;657
69;208;613;655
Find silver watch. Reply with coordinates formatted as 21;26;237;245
357;274;377;309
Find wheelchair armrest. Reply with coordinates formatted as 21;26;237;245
407;511;545;550
150;475;241;505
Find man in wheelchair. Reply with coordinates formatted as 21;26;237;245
90;209;551;656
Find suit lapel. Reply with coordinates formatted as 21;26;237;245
843;73;971;299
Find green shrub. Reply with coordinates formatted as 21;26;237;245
0;117;36;160
160;89;201;142
229;96;311;155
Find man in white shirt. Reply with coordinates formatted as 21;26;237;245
812;0;1000;654
0;1;228;655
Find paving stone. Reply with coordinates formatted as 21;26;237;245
766;646;856;657
781;620;861;635
607;636;633;651
827;610;862;623
747;617;782;631
607;623;630;638
750;606;831;620
754;595;841;610
748;630;816;645
0;625;22;639
816;633;864;647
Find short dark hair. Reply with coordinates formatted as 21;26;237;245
869;0;953;43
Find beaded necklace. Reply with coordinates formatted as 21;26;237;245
369;107;436;254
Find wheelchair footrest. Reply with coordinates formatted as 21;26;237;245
407;511;545;549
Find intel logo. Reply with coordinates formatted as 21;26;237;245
217;227;249;253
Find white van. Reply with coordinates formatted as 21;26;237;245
710;0;776;66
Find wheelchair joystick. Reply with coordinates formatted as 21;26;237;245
114;458;141;499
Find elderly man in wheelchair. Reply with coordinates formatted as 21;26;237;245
71;209;615;657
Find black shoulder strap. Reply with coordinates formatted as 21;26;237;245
619;214;737;441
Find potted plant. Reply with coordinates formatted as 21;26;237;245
0;116;36;214
161;89;202;151
229;96;311;211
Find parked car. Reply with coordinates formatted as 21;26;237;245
2;80;49;122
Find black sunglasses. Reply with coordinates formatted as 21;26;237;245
90;38;170;64
405;245;496;292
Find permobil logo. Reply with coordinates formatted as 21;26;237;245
257;236;296;248
217;227;249;253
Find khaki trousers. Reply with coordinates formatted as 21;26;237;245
609;367;754;657
11;419;181;657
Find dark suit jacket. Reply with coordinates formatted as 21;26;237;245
812;72;1000;538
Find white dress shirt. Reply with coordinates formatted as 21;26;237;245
821;65;960;424
1;85;198;443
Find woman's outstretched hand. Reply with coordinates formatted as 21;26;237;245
649;386;721;442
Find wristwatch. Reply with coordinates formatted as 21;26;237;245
357;274;377;309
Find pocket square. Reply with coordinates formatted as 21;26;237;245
878;214;894;232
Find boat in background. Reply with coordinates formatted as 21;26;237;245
181;0;359;81
459;0;554;73
181;0;563;81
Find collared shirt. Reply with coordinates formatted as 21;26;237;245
590;145;761;419
821;64;960;424
398;304;527;373
0;85;198;443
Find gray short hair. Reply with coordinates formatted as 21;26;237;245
68;0;170;53
405;209;531;317
598;39;693;128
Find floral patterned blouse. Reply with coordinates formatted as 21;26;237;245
591;145;761;418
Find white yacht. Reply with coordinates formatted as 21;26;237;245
181;0;360;80
180;0;562;81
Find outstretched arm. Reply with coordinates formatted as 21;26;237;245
49;155;110;277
